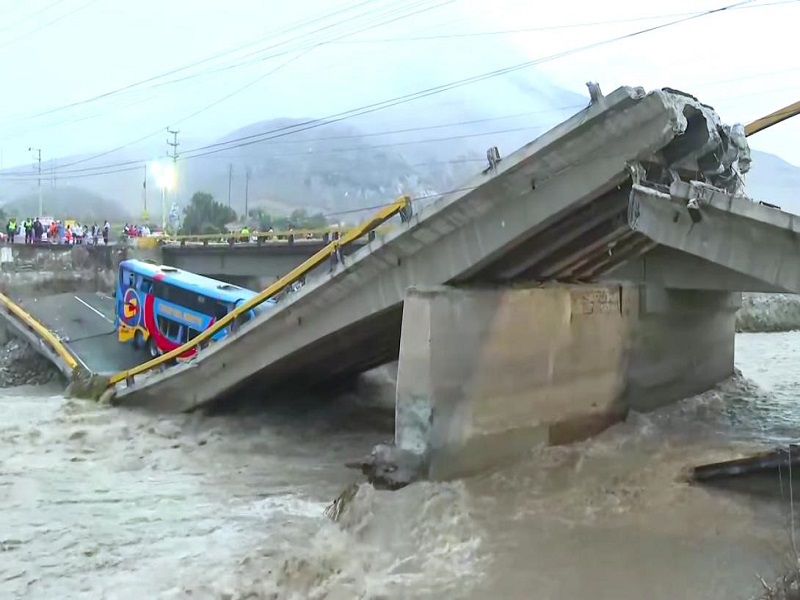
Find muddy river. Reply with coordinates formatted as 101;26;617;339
1;333;798;599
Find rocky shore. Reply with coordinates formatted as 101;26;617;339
737;293;800;333
0;339;61;387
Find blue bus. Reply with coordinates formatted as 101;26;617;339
115;259;274;358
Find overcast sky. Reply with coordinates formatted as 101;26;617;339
0;0;797;175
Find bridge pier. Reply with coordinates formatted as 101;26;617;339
359;284;740;487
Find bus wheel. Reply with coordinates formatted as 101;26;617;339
148;337;159;358
133;331;144;350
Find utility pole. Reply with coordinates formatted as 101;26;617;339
142;163;148;222
245;167;251;218
28;147;42;217
166;128;179;232
167;128;180;166
227;163;233;207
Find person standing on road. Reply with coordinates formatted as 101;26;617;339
7;218;17;244
33;218;43;243
102;220;110;245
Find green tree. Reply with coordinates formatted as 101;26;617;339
247;208;273;230
180;192;236;235
243;207;327;231
289;208;327;230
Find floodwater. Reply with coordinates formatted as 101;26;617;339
1;333;798;599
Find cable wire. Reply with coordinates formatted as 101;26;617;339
1;0;787;180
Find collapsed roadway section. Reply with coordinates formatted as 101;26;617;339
106;84;793;417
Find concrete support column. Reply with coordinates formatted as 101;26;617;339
377;284;739;484
624;286;740;412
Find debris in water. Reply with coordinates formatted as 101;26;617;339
345;443;425;491
691;445;800;499
324;482;360;522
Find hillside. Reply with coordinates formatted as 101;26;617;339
1;187;131;222
0;89;795;225
182;118;439;218
744;149;800;214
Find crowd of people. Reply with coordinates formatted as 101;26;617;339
4;217;111;245
121;223;153;238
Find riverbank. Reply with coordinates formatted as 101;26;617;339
0;338;60;387
737;293;800;333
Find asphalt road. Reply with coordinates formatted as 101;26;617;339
17;292;144;374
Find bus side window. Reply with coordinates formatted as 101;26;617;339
214;302;229;321
128;272;135;288
139;277;153;295
152;280;166;300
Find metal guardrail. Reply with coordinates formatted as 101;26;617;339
107;195;413;387
139;224;396;247
0;293;79;371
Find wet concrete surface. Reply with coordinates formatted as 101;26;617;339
16;292;143;374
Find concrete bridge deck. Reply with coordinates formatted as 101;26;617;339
99;84;788;412
2;292;142;375
1;84;795;416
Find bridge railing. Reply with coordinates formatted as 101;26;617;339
135;224;396;248
0;293;79;372
108;195;413;388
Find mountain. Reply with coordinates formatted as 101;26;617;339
182;118;439;219
2;77;795;224
744;150;800;215
0;34;591;223
1;187;131;222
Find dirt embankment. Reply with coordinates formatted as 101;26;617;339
736;293;800;333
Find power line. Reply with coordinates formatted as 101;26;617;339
12;69;799;184
0;0;781;180
0;104;582;178
0;0;68;37
179;0;763;162
46;44;331;170
1;0;453;163
9;70;793;184
4;0;786;143
333;0;798;42
5;0;440;124
0;0;100;51
0;0;444;139
3;76;794;183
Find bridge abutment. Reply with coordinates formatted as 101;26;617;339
368;284;738;485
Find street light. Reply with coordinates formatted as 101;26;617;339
151;162;176;234
28;147;42;217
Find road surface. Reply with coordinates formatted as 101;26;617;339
16;291;144;374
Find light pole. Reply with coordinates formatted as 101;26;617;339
151;162;175;234
28;147;42;217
